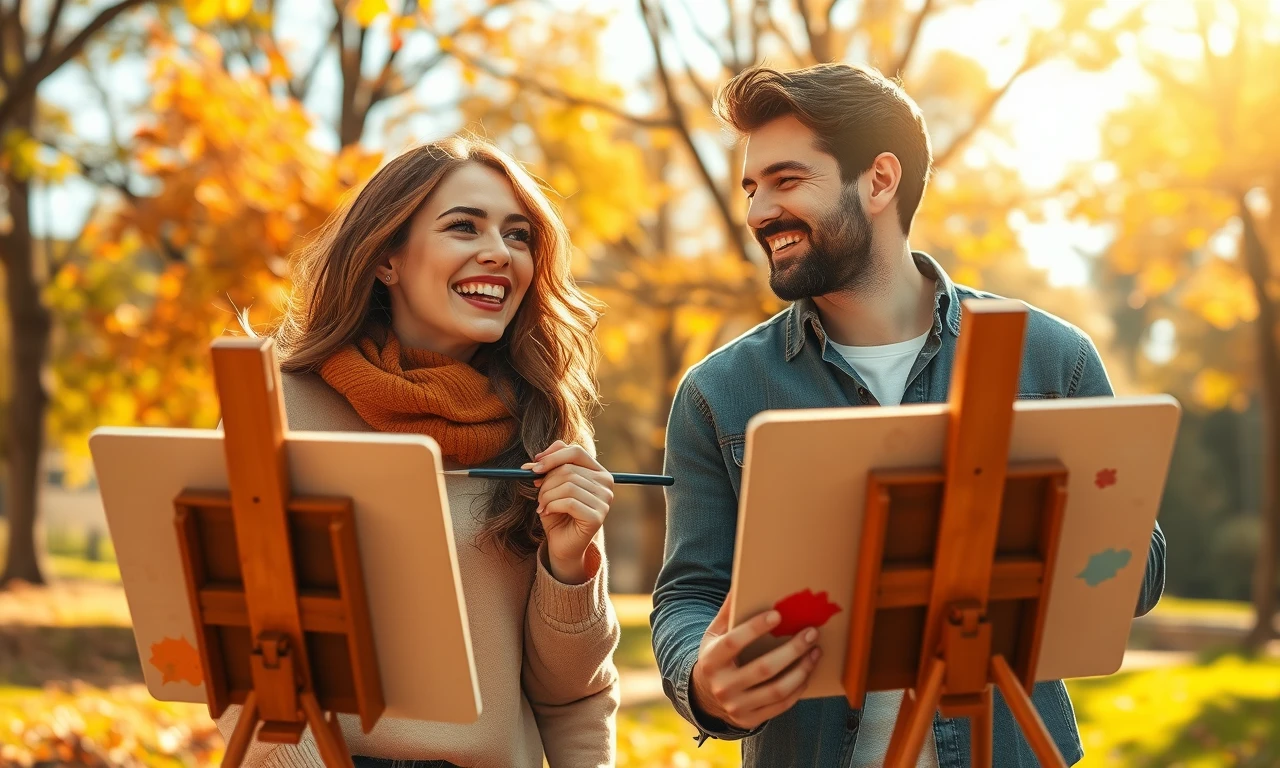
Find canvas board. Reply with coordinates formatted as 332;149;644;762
728;395;1180;700
88;427;482;724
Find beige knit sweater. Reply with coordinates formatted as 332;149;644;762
216;372;621;768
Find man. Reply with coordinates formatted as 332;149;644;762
649;62;1165;768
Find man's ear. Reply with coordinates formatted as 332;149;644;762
865;152;902;218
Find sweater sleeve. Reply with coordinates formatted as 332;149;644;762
522;532;622;768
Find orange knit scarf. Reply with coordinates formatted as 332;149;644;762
319;332;518;465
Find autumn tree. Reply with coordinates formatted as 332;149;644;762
1070;0;1280;646
0;0;164;587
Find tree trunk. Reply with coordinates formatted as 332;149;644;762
1241;201;1279;649
1;100;51;587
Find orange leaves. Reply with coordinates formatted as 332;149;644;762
148;637;203;686
47;29;381;470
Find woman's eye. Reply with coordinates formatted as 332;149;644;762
506;229;532;243
447;219;477;234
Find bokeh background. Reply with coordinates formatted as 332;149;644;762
1;0;1279;765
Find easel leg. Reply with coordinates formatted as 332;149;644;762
222;692;260;768
884;657;946;768
989;655;1066;768
302;691;354;768
970;688;992;767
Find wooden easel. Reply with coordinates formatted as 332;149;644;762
842;299;1069;767
172;337;384;768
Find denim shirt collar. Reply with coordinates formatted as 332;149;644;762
783;251;961;362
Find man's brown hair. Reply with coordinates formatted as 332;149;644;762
714;63;933;235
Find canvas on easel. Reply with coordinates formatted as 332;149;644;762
89;338;482;767
727;299;1180;766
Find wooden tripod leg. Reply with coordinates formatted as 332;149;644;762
222;692;260;768
990;655;1066;768
301;691;354;768
885;657;946;768
970;688;993;767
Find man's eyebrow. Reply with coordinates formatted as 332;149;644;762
740;160;816;190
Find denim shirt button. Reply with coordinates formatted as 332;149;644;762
846;710;860;730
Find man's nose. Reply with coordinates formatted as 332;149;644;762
746;191;781;231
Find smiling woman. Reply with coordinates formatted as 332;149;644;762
221;137;623;768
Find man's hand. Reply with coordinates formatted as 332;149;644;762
690;592;822;731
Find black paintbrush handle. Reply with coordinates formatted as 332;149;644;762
457;468;674;486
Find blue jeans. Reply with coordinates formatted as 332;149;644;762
352;758;460;768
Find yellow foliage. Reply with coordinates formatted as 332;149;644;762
351;0;390;27
1192;369;1240;410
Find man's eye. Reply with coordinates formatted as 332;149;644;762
778;177;799;187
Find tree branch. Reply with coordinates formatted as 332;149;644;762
891;0;933;76
673;0;735;73
38;0;68;64
656;2;715;110
931;53;1038;170
639;0;750;263
449;46;675;129
0;0;155;130
794;0;831;62
763;14;807;66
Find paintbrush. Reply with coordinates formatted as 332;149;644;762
442;468;674;486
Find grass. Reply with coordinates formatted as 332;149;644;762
1068;653;1280;766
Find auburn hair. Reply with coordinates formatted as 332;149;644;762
271;136;600;558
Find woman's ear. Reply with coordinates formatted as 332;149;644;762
376;250;403;286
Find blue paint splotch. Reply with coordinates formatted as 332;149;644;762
1077;548;1132;587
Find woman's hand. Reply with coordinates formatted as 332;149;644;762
525;440;614;585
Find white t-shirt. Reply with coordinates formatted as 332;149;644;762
826;331;930;407
827;329;940;768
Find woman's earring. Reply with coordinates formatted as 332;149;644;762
383;275;392;283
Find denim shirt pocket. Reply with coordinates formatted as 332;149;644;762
1015;391;1062;400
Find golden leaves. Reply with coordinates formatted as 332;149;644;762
350;0;390;27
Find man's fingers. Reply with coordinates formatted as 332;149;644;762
705;592;735;638
732;646;821;713
706;607;781;667
735;628;821;690
735;676;815;731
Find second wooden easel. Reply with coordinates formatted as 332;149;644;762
842;298;1070;767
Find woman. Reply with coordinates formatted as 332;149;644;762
219;137;620;768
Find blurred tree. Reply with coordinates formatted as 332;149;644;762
1071;0;1280;646
0;0;161;587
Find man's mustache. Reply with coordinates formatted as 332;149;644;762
755;219;811;251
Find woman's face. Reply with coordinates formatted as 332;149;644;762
381;162;536;362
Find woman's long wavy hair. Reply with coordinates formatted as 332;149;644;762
272;136;601;558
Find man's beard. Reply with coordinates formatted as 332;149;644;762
758;184;874;302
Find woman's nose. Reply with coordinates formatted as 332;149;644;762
476;232;512;267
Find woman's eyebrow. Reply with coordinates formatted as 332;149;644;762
437;205;486;219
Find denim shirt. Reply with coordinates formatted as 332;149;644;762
650;252;1166;768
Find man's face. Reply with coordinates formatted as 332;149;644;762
741;115;873;301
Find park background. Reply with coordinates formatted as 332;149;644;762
1;0;1280;764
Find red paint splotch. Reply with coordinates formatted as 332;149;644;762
771;589;842;637
1095;468;1118;489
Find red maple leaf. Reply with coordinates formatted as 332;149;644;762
1095;468;1118;489
771;589;842;637
149;636;203;686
